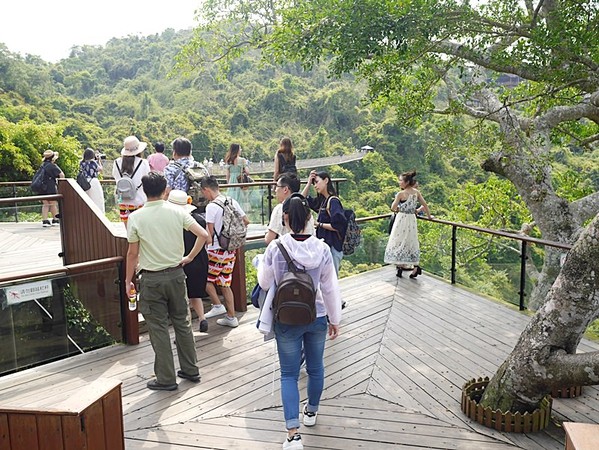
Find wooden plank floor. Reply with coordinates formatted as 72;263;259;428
1;266;598;449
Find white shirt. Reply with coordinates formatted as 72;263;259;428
267;203;316;238
205;194;247;250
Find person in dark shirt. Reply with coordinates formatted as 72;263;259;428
40;150;64;227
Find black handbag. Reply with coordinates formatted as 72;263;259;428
76;171;91;191
387;213;396;234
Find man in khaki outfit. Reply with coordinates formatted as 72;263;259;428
125;172;209;390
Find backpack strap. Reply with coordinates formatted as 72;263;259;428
130;160;144;190
130;160;143;178
172;161;185;182
325;196;340;216
275;240;301;273
211;195;229;241
325;196;345;240
115;161;123;177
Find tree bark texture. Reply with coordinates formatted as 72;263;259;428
480;212;599;413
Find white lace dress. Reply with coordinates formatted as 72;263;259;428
384;194;420;266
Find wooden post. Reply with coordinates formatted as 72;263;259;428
231;247;247;312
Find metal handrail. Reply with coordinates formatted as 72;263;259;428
2;190;571;311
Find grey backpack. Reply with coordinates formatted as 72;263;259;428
115;161;142;201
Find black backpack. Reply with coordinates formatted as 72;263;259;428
31;165;49;194
273;240;317;325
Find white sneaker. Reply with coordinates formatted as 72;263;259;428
303;404;317;427
216;315;239;328
204;304;226;318
282;433;303;450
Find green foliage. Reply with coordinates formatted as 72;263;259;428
0;19;595;311
0;118;80;180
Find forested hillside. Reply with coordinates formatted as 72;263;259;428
0;26;596;309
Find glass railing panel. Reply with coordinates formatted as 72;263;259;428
221;184;272;226
0;265;120;376
0;200;48;223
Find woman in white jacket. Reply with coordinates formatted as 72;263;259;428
258;194;342;450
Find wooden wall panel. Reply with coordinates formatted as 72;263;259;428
8;413;38;450
102;388;124;450
0;413;11;449
83;401;105;450
61;415;86;450
37;415;64;450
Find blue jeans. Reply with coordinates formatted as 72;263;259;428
330;247;343;276
275;316;328;430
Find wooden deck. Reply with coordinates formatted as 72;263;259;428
1;266;599;449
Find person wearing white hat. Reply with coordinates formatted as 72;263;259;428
167;190;210;332
112;136;151;227
39;150;64;227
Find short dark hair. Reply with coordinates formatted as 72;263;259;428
154;142;165;153
142;172;167;197
199;175;219;190
172;137;192;157
83;148;95;161
282;194;310;233
277;172;300;193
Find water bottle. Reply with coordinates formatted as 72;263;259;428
128;288;137;311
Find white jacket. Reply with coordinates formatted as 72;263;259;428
258;233;342;326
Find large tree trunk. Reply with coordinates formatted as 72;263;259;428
480;212;599;413
480;107;581;309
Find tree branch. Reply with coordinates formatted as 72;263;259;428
547;350;599;387
570;192;599;225
436;41;543;82
536;94;599;130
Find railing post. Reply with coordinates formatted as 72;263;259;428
519;241;528;311
12;184;18;222
451;225;457;285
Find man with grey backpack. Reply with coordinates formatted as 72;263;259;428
199;175;249;328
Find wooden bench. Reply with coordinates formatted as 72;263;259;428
0;378;123;450
564;422;599;450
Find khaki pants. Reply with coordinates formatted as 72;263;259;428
138;268;198;384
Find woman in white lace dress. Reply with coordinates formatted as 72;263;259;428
384;171;431;278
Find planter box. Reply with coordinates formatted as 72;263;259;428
0;378;123;450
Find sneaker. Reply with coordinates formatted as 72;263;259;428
51;218;60;226
42;220;51;227
204;304;226;318
216;315;239;328
199;319;208;332
303;404;317;427
283;433;303;450
146;380;177;391
177;370;200;383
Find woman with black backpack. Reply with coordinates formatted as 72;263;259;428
258;194;341;450
301;170;348;276
36;150;64;227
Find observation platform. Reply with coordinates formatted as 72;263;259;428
1;265;598;449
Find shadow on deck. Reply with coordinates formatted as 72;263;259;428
1;266;598;449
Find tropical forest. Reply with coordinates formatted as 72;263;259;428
1;1;598;334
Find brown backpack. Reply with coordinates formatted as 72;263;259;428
273;240;317;325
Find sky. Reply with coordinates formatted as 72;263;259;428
0;1;202;62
